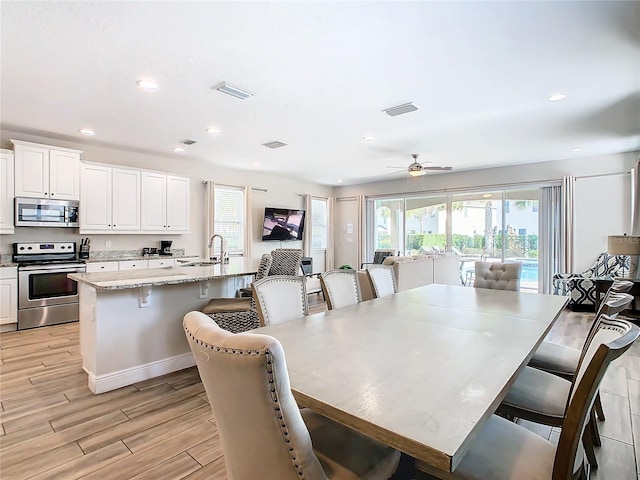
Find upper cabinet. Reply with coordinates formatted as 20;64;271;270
80;164;141;233
82;163;189;234
0;149;15;234
11;140;81;200
141;172;190;233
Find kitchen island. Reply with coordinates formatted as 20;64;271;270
69;258;258;393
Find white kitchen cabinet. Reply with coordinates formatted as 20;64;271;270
0;149;15;234
141;172;167;231
80;164;112;231
86;262;120;273
80;165;140;233
148;258;176;268
0;267;18;330
141;172;190;233
118;260;149;270
166;175;190;232
112;168;141;231
11;140;81;200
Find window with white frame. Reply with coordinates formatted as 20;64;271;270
214;185;245;255
311;197;328;249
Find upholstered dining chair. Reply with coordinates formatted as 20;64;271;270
498;294;634;468
251;275;308;327
320;269;361;310
183;311;401;480
417;316;639;480
529;279;634;379
473;261;522;291
528;279;634;435
365;265;397;298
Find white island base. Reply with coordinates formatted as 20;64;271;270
75;263;255;393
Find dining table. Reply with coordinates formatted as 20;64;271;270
254;283;569;475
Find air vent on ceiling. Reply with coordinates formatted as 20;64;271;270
263;141;287;149
382;102;419;116
181;139;197;145
212;81;254;100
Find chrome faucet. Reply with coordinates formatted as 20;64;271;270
208;234;226;263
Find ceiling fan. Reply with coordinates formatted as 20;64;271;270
386;154;453;177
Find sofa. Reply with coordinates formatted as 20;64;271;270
358;254;460;301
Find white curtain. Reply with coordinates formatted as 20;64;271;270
326;197;335;270
303;194;313;257
205;181;216;259
357;194;366;270
632;160;640;235
560;175;575;273
539;185;561;294
244;186;253;259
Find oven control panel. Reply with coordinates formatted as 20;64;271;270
14;242;76;254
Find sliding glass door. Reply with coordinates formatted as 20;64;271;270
505;189;540;292
367;186;546;292
405;196;448;255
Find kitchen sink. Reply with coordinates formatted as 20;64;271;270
178;261;219;267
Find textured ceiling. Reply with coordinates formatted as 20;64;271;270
1;1;639;185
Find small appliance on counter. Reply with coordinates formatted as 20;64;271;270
160;240;172;256
142;247;158;256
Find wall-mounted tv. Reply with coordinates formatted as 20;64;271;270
262;207;306;241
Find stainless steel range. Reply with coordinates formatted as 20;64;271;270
14;242;86;330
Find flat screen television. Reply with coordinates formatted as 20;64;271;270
261;207;306;241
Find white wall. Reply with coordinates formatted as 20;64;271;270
0;129;333;259
574;173;632;272
333;152;639;270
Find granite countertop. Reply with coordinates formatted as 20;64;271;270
68;258;258;291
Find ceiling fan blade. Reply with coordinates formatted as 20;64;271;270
423;166;453;171
384;170;404;176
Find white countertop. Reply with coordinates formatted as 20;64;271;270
68;258;258;290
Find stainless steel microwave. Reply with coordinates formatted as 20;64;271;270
14;197;79;227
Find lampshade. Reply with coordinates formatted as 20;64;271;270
607;235;640;255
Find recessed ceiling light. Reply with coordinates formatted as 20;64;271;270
252;161;262;167
363;136;376;142
212;82;253;99
337;179;343;183
137;79;159;90
547;93;566;102
382;102;419;116
173;147;185;153
572;147;583;152
482;193;492;198
79;128;95;136
207;127;222;134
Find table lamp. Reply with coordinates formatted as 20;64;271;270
607;234;640;279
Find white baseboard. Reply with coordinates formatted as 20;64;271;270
88;352;196;394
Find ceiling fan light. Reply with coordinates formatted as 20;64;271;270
408;169;424;177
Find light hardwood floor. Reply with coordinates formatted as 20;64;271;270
1;297;639;480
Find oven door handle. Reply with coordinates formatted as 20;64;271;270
20;268;86;274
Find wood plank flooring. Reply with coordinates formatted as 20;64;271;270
1;297;638;479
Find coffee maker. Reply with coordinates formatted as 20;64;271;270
160;240;173;256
